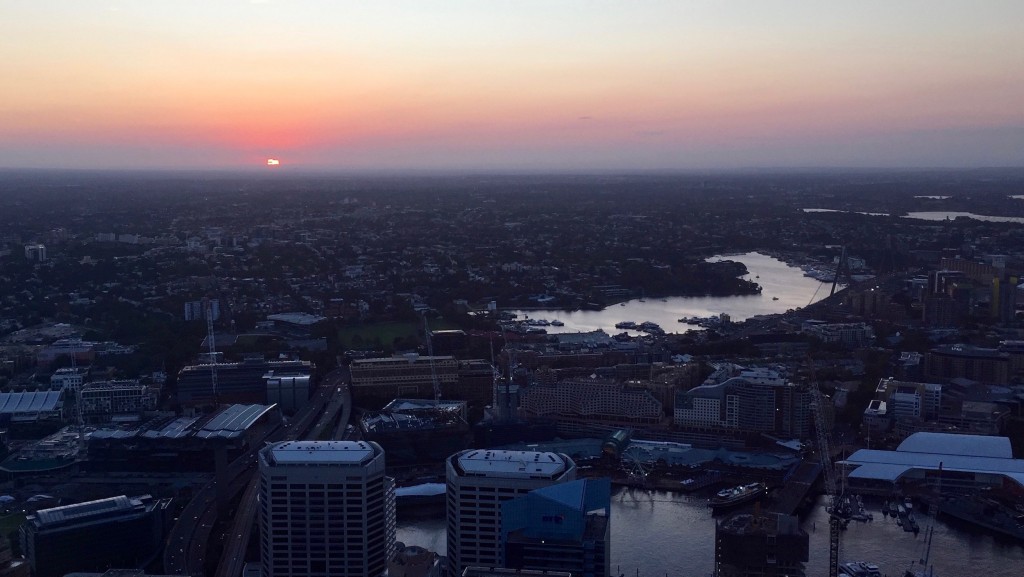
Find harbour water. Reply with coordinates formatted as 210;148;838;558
397;490;1024;576
802;208;1024;224
903;211;1024;224
512;251;835;334
398;250;1024;574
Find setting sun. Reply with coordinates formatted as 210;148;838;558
266;158;280;166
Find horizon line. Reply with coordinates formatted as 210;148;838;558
3;165;1024;178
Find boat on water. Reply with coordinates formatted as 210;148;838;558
709;482;766;510
888;500;900;516
638;321;663;334
676;315;723;328
839;561;882;577
903;513;919;533
938;495;1024;541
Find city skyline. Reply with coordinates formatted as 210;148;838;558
2;1;1023;171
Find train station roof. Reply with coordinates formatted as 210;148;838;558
196;403;276;439
0;391;62;414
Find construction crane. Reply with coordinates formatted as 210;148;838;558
71;350;85;451
205;297;218;404
495;325;517;423
809;365;842;577
422;314;441;402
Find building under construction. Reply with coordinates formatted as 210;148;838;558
715;511;808;577
175;358;313;408
350;355;458;408
359;399;471;467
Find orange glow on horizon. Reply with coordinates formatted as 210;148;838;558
3;2;1022;169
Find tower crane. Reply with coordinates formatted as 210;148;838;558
72;348;85;451
205;297;218;404
810;364;842;577
422;314;441;402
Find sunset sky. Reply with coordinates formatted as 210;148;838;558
2;1;1023;170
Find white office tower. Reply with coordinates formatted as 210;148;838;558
445;449;576;577
259;441;396;577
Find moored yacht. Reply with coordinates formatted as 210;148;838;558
709;482;766;510
840;561;882;577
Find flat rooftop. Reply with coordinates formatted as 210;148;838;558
81;380;145;391
269;441;377;465
266;312;327;325
384;398;465;412
719;512;804;536
32;495;145;529
352;354;455;365
456;450;569;479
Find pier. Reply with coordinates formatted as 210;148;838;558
767;459;822;516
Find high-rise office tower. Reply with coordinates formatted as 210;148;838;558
259;441;396;577
445;449;576;577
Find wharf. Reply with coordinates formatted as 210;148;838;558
767;459;822;516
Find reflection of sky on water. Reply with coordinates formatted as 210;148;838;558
803;208;890;216
398;490;1024;577
512;252;834;335
904;211;1024;223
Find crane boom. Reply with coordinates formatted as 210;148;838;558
422;315;440;402
205;298;218;403
811;375;841;577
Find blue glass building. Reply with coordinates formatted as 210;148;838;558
500;478;611;577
